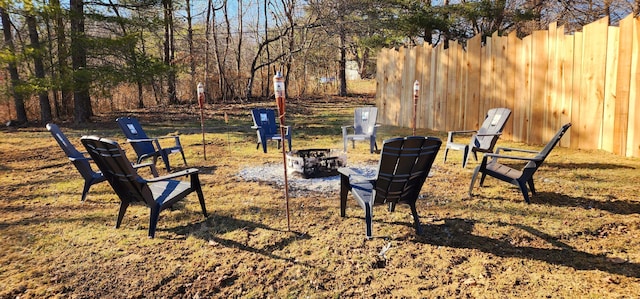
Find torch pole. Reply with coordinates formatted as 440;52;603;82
197;83;207;160
413;80;420;136
274;72;291;231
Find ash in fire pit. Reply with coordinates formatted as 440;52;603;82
286;149;346;178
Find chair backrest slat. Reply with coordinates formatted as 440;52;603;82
373;136;441;205
115;117;155;157
251;108;279;136
82;136;153;206
473;107;511;150
353;107;378;135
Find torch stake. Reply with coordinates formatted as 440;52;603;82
200;107;206;160
198;83;207;160
274;72;291;231
280;123;291;231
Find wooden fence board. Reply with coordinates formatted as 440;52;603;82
570;31;583;150
559;33;574;148
434;44;447;131
504;32;518;139
627;17;640;157
427;44;438;129
602;26;619;152
546;22;559;142
446;42;461;131
578;17;608;150
614;14;633;156
466;35;482;130
530;30;548;144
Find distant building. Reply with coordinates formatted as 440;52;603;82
346;61;361;80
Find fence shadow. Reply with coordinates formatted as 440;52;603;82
415;218;640;278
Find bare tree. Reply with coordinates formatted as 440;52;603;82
25;0;52;123
0;5;28;124
70;0;92;123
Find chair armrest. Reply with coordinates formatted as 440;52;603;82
69;156;91;162
282;125;291;135
251;125;261;130
338;167;376;183
133;162;159;177
484;152;541;162
447;130;477;142
495;147;539;155
154;135;179;140
146;168;200;182
342;125;353;135
475;132;502;137
448;130;477;134
126;138;156;143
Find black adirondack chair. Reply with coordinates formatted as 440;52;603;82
339;136;442;239
46;123;108;201
81;136;208;238
342;107;380;153
251;108;292;153
115;117;187;172
444;107;512;168
468;123;572;203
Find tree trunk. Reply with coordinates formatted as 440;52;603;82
26;0;52;123
0;6;27;124
70;0;92;123
186;0;196;102
163;0;177;104
51;0;72;118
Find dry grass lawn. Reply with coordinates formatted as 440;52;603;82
1;89;640;298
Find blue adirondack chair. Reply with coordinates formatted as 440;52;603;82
116;117;187;172
46;123;108;201
251;108;292;153
81;135;207;238
338;136;442;239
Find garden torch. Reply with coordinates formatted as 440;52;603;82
413;80;420;136
273;71;291;231
197;82;206;160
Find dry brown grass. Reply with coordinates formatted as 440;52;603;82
1;85;640;298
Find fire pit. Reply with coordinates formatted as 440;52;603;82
286;149;346;178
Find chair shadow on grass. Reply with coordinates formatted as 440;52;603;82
544;162;636;170
169;213;311;264
414;218;640;278
475;190;640;215
533;192;640;215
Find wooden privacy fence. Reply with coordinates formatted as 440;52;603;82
376;14;640;158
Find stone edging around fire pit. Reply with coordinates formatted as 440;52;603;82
237;163;378;194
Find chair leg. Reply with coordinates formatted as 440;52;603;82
192;173;208;217
370;137;376;153
287;136;292;152
528;178;536;195
148;205;161;238
468;166;481;196
462;145;470;168
180;149;187;167
443;147;449;163
116;201;129;228
517;181;531;204
364;202;373;239
340;173;350;217
409;203;423;235
81;180;92;202
160;151;171;172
